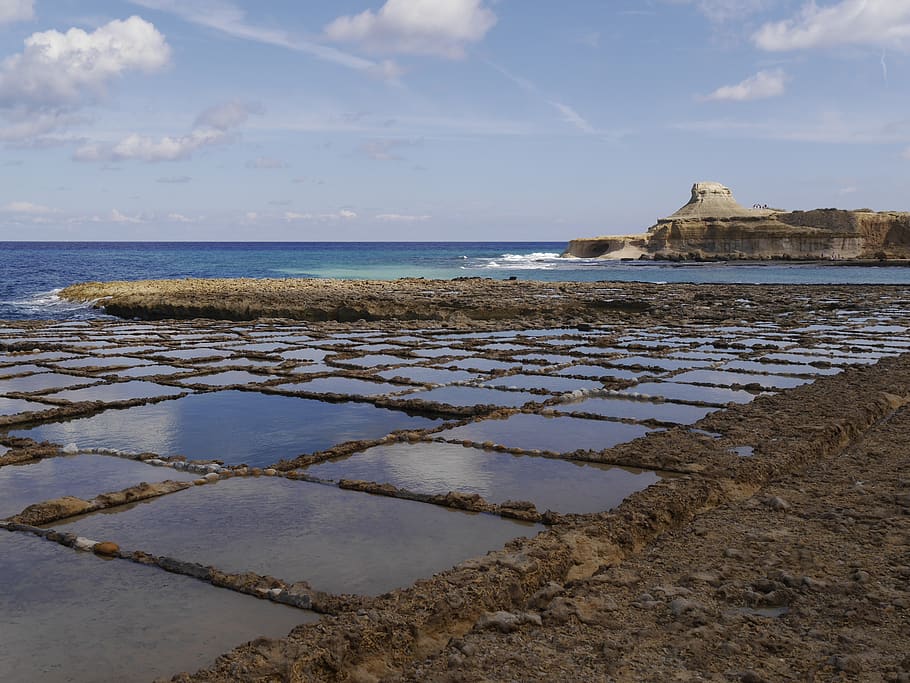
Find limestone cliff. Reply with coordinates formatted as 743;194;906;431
564;182;910;260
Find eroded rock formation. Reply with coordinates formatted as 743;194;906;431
564;182;910;260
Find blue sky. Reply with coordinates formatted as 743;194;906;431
0;0;908;241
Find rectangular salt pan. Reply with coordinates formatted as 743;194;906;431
436;412;654;454
624;382;759;406
548;396;717;425
0;396;53;417
404;386;543;408
0;454;197;519
303;441;666;514
276;377;415;396
12;390;440;467
0;372;98;393
479;374;603;394
0;533;313;683
42;381;187;403
670;370;811;390
50;477;538;595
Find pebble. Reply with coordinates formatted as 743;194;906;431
73;537;98;552
669;597;702;616
204;472;220;482
476;610;542;633
93;541;120;556
263;468;278;476
765;496;790;511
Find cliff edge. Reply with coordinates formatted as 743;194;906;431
564;182;910;260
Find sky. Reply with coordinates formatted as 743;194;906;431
0;0;909;241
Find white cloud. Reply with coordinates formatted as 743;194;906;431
754;0;910;51
705;69;787;101
0;16;170;107
2;200;56;214
167;212;196;223
375;213;431;222
131;0;401;79
0;108;87;142
195;100;263;130
109;208;144;224
0;0;33;25
74;99;260;163
667;0;775;24
360;138;421;161
325;0;496;58
284;209;358;221
245;156;289;169
75;128;228;162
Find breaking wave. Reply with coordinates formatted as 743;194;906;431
464;252;606;271
0;288;102;321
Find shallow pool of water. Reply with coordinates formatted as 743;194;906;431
0;372;98;394
404;385;543;408
669;370;811;390
12;391;440;466
0;454;198;519
0;532;313;683
623;382;760;406
376;366;481;385
0;396;54;416
479;374;603;394
276;377;415;396
176;371;280;387
43;381;187;403
435;412;654;453
548;396;717;425
333;354;422;368
50;477;539;595
443;358;521;373
303;441;664;514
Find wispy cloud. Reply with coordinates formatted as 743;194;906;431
246;156;289;169
754;0;910;51
375;213;431;222
488;61;601;136
0;0;33;25
705;69;788;101
673;111;910;144
130;0;402;79
74;100;260;163
359;137;421;161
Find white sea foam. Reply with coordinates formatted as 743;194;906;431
466;252;605;271
0;288;100;320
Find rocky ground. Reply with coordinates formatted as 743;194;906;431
397;403;910;682
59;278;908;325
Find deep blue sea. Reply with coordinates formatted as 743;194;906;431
3;241;910;321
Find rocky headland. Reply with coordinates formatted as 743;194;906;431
564;182;910;261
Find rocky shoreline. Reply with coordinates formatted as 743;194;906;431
60;277;909;324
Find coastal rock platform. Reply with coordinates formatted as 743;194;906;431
58;276;907;325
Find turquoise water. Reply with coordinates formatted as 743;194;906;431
3;241;910;320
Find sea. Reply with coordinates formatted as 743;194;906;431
3;241;910;321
